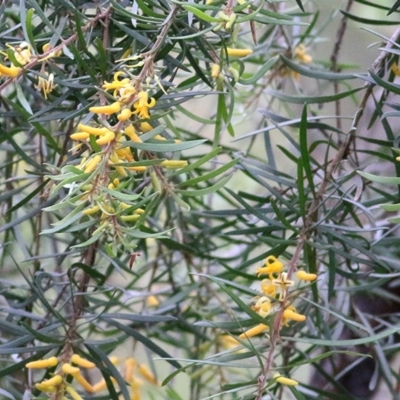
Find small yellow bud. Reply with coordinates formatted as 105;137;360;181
218;11;230;21
26;356;58;369
160;160;188;169
40;374;63;387
117;108;132;121
70;132;90;141
226;48;253;58
396;156;400;162
62;363;80;375
147;295;159;307
296;270;317;281
89;101;121;115
96;130;115;146
120;214;140;222
0;63;20;77
154;134;166;141
274;374;299;386
35;382;57;392
82;205;100;215
283;308;306;322
71;354;96;369
134;208;145;214
239;323;269;339
78;124;108;136
140;122;153;132
211;63;221;79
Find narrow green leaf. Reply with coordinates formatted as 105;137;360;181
176;175;232;197
183;5;221;22
299;105;315;194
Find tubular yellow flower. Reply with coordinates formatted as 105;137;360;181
74;372;95;393
42;43;62;58
296;270;317;281
132;91;156;119
125;125;142;142
226;48;253;58
90;101;121;115
211;64;221;79
71;354;96;369
138;364;157;385
274;374;298;386
84;155;102;174
239;323;269;339
70;132;90;141
0;63;20;78
219;335;240;349
125;358;137;383
283;307;306;323
256;255;284;277
40;374;63;387
35;382;57;392
62;363;80;375
96;130;115;145
66;385;84;400
160;160;188;169
26;356;58;369
78;124;108;136
91;379;107;392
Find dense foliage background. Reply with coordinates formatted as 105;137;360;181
1;0;400;399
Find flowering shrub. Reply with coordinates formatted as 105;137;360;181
1;1;400;400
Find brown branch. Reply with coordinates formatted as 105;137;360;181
330;0;354;134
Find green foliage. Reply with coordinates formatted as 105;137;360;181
0;0;400;399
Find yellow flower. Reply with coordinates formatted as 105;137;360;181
102;71;130;91
9;41;32;65
132;91;156;119
256;255;284;277
90;101;121;115
211;63;221;78
282;306;306;325
274;373;298;386
26;356;58;369
294;44;312;64
0;63;20;78
35;72;56;99
239;323;269;339
252;296;271;318
226;47;253;58
272;272;294;301
296;270;317;281
260;279;277;298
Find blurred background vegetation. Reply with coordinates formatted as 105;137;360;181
0;0;400;399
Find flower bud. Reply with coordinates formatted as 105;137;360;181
71;354;96;369
96;130;115;146
226;48;253;58
296;270;317;281
274;374;298;386
0;63;20;77
26;356;58;369
89;101;121;115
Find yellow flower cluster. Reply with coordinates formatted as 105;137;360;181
0;41;61;97
239;255;317;339
26;354;158;399
26;354;96;398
